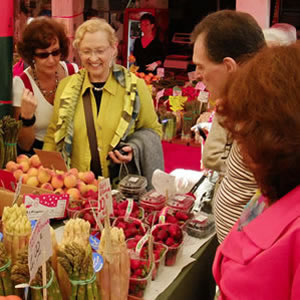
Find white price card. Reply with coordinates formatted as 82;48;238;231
197;90;209;103
28;211;52;283
24;194;69;220
98;178;113;216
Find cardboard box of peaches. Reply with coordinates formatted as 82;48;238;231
0;150;99;216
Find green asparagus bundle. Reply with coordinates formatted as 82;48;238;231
1;116;22;167
0;242;14;296
11;248;62;300
0;124;5;169
57;242;100;300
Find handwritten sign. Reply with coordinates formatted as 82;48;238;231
98;178;113;215
28;212;52;283
197;90;209;103
24;194;69;220
195;81;206;91
156;67;165;78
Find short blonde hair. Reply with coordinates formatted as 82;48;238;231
73;18;118;49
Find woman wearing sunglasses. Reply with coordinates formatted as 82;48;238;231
13;17;78;155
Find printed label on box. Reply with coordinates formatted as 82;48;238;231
24;194;69;220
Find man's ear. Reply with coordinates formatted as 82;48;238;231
223;57;238;73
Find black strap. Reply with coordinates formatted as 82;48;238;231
83;91;102;176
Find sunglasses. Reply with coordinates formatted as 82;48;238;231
34;49;61;59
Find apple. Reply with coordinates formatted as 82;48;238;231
64;174;77;188
82;171;95;184
54;188;64;194
68;168;79;178
37;167;51;184
16;154;29;164
29;154;41;168
41;183;54;191
51;174;64;189
86;184;97;193
26;176;39;187
77;181;88;195
66;187;81;200
27;167;38;177
6;161;18;172
13;169;23;181
18;161;30;173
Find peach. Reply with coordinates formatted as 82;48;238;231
68;168;79;178
64;174;77;188
54;188;64;194
27;167;38;177
19;161;30;173
22;174;29;184
78;172;85;181
26;176;39;187
51;174;64;189
5;161;18;172
82;171;95;184
77;181;88;195
86;184;97;193
16;154;29;164
40;183;54;191
13;169;24;181
29;154;41;168
92;179;99;187
66;187;81;200
37;167;51;184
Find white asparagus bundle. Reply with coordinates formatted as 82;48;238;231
98;226;130;300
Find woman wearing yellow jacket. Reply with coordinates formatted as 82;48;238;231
43;18;163;187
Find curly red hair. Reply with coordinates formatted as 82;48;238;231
218;41;300;202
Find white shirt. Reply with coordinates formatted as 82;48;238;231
13;61;78;141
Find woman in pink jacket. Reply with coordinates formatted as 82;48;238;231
213;42;300;299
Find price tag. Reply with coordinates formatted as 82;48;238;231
195;81;206;91
173;86;182;96
135;234;149;257
89;235;100;251
93;252;104;272
24;194;69;220
12;176;23;205
98;178;113;216
129;176;139;183
28;212;52;283
197;90;209;103
156;67;164;78
125;198;134;221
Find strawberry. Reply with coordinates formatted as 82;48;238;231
168;224;181;239
83;212;96;227
131;259;140;270
165;237;175;246
156;229;168;241
175;211;189;221
166;215;178;224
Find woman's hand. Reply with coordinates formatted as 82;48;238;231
108;145;133;164
20;88;37;119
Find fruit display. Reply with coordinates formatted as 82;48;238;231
97;226;130;300
113;199;144;220
2;204;31;264
127;236;167;280
118;175;147;201
185;212;215;239
11;248;62;300
145;207;191;228
128;253;153;298
135;72;160;85
113;217;148;240
5;154;98;199
151;223;184;266
167;194;195;213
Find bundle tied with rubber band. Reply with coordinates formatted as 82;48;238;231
0;242;14;296
97;217;130;300
56;218;100;300
11;248;62;300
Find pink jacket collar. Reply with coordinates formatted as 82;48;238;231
220;185;300;264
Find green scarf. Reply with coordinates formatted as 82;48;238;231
54;64;140;168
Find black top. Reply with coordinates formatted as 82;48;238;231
133;37;165;74
91;82;105;114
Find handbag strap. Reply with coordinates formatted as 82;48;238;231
83;91;102;176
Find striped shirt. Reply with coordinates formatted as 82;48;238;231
214;142;258;243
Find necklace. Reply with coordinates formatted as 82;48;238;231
93;86;104;92
32;67;59;98
92;82;105;92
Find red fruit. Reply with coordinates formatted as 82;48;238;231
168;224;180;238
133;268;143;277
118;209;126;216
113;201;118;209
131;259;140;270
127;240;137;249
166;215;178;224
165;237;175;246
116;221;126;230
83;212;96;227
156;229;168;241
119;201;128;209
134;235;143;242
175;211;189;221
125;227;138;238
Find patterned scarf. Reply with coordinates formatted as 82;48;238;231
54;64;140;167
